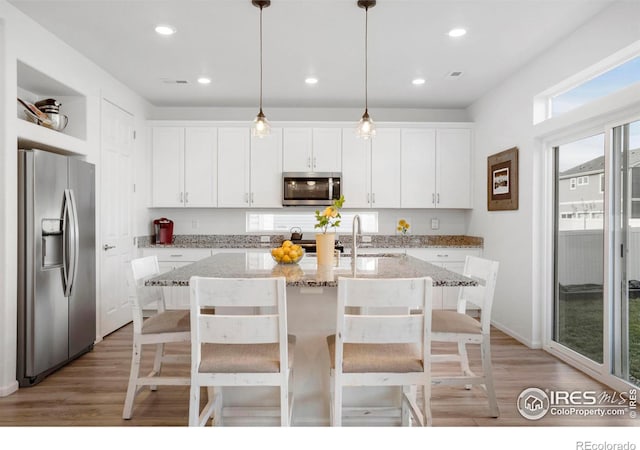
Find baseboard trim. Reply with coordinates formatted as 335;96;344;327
0;380;19;397
491;320;542;349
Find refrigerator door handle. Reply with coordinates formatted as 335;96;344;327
62;189;79;297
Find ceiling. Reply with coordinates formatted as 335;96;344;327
9;0;615;109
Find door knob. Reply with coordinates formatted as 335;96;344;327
103;244;116;251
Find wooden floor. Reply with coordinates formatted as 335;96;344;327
0;323;637;427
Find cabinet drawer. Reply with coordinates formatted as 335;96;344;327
407;247;481;263
140;248;212;262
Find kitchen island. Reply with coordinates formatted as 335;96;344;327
146;251;477;426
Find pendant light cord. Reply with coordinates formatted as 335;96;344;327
259;5;264;112
364;5;368;112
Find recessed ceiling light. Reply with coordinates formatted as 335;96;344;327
448;28;467;38
197;77;211;85
155;25;176;36
412;78;426;86
305;77;319;85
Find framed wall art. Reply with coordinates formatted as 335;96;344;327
487;146;519;211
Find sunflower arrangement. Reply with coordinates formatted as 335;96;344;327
397;219;410;235
314;195;345;234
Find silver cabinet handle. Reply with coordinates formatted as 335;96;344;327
436;254;449;257
185;192;189;203
367;193;371;204
244;193;249;204
251;192;255;204
307;157;311;168
432;193;435;205
313;156;317;169
103;244;116;251
180;192;184;203
170;254;183;257
437;193;440;204
372;193;376;204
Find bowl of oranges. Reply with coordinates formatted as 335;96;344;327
271;240;305;264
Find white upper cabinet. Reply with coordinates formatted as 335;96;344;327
341;128;400;209
400;127;472;209
436;128;472;208
217;128;251;207
218;127;283;208
151;127;217;207
401;129;436;208
250;129;283;208
283;128;341;172
370;129;401;208
184;127;218;207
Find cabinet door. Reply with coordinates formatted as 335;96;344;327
217;128;250;207
401;129;436;208
152;127;184;207
370;128;401;208
341;129;371;208
312;128;342;172
184;127;217;207
251;128;283;208
436;128;472;208
283;128;312;172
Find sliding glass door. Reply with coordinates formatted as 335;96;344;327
554;134;606;364
617;119;640;387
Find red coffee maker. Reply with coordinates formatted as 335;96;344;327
153;218;174;244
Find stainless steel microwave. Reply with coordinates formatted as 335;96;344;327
282;172;341;206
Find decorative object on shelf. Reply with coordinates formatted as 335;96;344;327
355;0;376;140
18;97;69;131
314;195;345;266
487;146;519;211
271;240;305;264
251;0;272;138
17;97;53;127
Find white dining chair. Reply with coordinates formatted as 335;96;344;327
188;276;295;426
328;276;433;426
122;255;191;420
431;255;500;418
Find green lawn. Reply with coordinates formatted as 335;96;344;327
557;286;640;385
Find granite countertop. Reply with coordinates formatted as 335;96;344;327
138;234;483;249
145;251;478;288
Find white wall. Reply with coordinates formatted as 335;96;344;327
467;1;640;347
0;0;151;396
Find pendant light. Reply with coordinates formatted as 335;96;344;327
252;0;271;138
356;0;376;139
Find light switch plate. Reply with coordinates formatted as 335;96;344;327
361;235;372;243
431;218;439;230
260;235;271;243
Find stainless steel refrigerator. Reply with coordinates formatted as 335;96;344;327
17;148;96;387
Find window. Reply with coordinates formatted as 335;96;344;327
577;176;589;186
551;55;640;117
569;178;577;190
246;211;378;233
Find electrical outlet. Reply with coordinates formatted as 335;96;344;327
260;235;271;243
361;235;372;243
431;218;439;230
191;220;198;229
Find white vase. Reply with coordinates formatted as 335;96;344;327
315;233;336;266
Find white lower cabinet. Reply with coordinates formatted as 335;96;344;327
406;248;482;310
140;248;212;309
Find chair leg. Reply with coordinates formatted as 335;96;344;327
122;340;142;419
481;338;499;418
401;386;410;426
189;379;200;426
423;382;432;427
458;340;472;390
332;375;342;426
329;372;334;426
149;343;164;391
280;376;290;426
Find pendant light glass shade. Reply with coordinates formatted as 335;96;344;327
356;0;376;139
252;0;271;138
252;109;271;138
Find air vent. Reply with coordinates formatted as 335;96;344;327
447;71;463;78
161;79;189;84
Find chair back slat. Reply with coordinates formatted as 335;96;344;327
199;314;279;344
457;256;499;331
129;256;166;332
343;314;423;344
191;277;279;308
339;277;428;308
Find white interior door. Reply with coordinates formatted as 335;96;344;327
100;99;134;336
